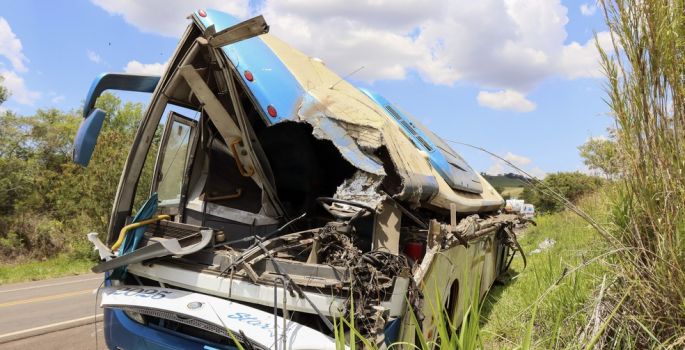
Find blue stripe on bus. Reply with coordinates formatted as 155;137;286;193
359;88;456;186
195;10;304;125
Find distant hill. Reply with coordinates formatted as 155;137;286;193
481;173;532;188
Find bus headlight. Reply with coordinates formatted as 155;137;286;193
123;309;146;324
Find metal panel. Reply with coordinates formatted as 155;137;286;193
194;10;304;124
360;88;483;194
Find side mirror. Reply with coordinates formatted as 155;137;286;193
73;73;161;167
73;108;106;166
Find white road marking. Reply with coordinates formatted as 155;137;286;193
0;276;102;294
0;314;103;342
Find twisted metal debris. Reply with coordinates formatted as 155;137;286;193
317;224;422;337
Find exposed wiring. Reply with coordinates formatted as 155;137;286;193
329;65;364;90
218;213;307;277
253;238;334;333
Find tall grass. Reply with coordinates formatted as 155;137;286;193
334;278;488;350
599;0;685;346
482;192;611;349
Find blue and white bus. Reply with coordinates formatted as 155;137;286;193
75;9;523;349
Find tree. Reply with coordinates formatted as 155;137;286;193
522;172;603;213
0;93;148;260
0;75;8;105
578;137;620;178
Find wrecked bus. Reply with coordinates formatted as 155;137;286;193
74;9;525;349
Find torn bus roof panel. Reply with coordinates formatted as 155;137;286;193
297;93;385;175
259;33;505;212
194;9;503;213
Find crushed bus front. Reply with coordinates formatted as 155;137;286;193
76;9;526;349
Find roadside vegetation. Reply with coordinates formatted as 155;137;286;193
593;0;685;346
481;190;611;349
1;0;684;347
0;91;147;282
521;172;604;213
500;186;523;199
485;1;685;347
0;254;93;284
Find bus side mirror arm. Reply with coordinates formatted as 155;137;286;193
73;74;161;166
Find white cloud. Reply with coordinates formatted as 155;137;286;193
0;17;40;107
123;60;168;75
260;0;440;82
477;89;536;112
559;31;613;79
91;0;612;108
487;151;543;178
91;0;250;37
47;91;66;105
0;70;41;105
87;50;102;64
504;152;532;167
528;166;546;179
487;160;505;175
580;3;597;16
260;0;611;100
0;17;27;73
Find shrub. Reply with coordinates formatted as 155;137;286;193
522;172;603;213
0;93;143;262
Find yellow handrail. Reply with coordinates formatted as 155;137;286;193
111;215;171;252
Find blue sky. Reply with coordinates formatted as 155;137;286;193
0;0;612;177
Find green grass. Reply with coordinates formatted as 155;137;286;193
501;187;524;198
481;192;611;349
0;254;94;285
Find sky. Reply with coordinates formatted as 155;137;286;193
0;0;612;178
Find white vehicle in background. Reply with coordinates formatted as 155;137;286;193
505;199;534;219
521;204;535;219
505;199;524;214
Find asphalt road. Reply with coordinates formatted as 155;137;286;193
0;273;106;349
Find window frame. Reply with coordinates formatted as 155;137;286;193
152;111;199;216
